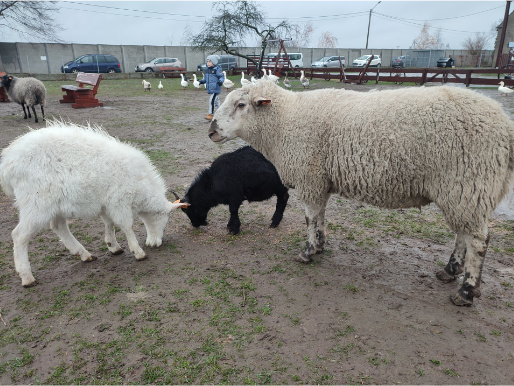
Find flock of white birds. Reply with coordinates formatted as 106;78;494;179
140;68;313;92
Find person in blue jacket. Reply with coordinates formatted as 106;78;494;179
199;55;225;121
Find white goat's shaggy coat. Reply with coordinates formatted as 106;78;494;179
208;80;514;305
0;121;181;287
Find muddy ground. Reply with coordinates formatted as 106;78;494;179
0;77;513;385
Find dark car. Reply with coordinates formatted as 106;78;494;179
197;55;238;72
61;54;121;73
390;55;416;68
437;58;455;68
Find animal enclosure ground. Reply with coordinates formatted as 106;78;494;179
0;77;513;385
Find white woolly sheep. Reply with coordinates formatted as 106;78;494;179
0;120;184;287
208;80;514;306
1;74;46;123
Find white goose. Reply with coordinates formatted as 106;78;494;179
222;71;234;90
498;81;513;96
158;80;163;90
300;70;309;89
267;69;280;84
241;71;251;86
261;68;269;80
180;73;189;90
193;74;201;90
283;74;291;88
251;75;258;85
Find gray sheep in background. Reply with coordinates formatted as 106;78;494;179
1;74;46;123
208;80;514;306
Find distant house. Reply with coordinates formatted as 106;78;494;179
494;9;514;67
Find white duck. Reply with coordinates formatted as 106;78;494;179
251;75;258;85
222;71;234;90
498;81;513;96
158;80;163;90
283;74;291;88
193;74;201;90
241;71;251;86
180;73;189;90
300;70;309;89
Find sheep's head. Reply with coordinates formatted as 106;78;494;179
208;84;272;144
0;74;12;89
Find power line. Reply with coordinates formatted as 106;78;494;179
375;5;503;22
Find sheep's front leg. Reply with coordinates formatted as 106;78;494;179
227;200;242;235
436;232;466;283
297;197;329;263
30;105;38;123
12;215;44;287
50;216;94;261
100;214;124;255
21;103;28;119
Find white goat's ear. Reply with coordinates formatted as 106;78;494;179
255;97;272;106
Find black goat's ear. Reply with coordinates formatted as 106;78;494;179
255;97;272;106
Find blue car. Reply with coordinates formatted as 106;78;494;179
61;54;121;74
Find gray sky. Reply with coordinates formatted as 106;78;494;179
1;1;509;50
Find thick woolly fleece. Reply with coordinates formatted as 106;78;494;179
211;81;514;238
1;76;46;107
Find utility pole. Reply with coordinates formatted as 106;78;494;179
365;1;381;49
495;0;512;68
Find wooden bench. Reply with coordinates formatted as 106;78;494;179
60;72;103;108
158;66;186;78
0;72;9;103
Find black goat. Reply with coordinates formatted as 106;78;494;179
175;146;289;235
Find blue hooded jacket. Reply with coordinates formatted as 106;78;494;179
199;56;225;94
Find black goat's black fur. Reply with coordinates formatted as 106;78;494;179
180;146;289;235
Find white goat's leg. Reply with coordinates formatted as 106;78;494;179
50;216;94;262
436;232;466;283
12;215;44;287
99;214;124;255
297;200;328;263
120;226;146;260
451;225;490;306
110;211;146;260
139;213;161;247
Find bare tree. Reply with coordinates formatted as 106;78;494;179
317;31;338;49
189;0;293;76
462;33;490;66
412;22;444;50
287;22;314;48
0;1;61;42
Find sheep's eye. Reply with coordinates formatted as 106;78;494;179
237;103;245;108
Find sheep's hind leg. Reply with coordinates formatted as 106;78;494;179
21;103;28;119
436;232;466;283
227;200;242;235
100;214;124;255
30;105;38;123
12;214;46;287
450;230;490;306
50;216;95;262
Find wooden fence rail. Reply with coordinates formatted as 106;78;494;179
232;67;514;87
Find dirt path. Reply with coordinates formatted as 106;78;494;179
0;79;512;385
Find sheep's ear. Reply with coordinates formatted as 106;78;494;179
255;97;272;106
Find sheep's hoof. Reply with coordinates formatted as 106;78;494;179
450;292;473;306
269;223;279;228
295;251;312;263
227;228;240;235
436;269;455;283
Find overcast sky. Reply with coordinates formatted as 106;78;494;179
1;1;510;50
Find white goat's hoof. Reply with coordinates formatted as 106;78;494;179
109;247;124;255
146;238;162;247
81;254;97;262
21;274;37;287
135;251;147;261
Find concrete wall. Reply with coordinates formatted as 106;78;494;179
0;42;495;74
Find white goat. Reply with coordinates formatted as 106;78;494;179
0;120;184;287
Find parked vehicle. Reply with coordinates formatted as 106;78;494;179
266;53;303;68
437;57;455;68
135;57;182;72
311;56;346;68
61;54;121;74
352;54;381;68
197;55;238;72
390;55;416;68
